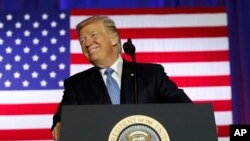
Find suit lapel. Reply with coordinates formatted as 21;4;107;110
121;60;134;104
87;60;135;104
89;67;112;104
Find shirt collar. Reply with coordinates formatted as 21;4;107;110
100;55;123;76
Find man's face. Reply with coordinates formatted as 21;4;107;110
78;21;118;68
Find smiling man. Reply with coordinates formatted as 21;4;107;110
51;16;192;141
77;16;121;68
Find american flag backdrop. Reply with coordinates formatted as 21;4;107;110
0;8;231;140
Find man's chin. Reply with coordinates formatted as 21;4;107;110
89;58;102;67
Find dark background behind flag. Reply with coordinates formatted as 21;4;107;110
0;0;249;140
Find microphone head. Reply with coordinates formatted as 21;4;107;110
123;38;135;56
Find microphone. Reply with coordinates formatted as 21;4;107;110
123;38;138;104
123;38;135;56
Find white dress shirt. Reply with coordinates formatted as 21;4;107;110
100;55;123;89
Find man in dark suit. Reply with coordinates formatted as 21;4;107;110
51;15;192;140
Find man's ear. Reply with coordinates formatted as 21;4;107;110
110;33;119;46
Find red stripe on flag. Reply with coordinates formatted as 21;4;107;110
0;103;59;115
71;54;86;64
0;129;52;140
119;27;228;39
123;51;229;63
194;100;232;111
70;7;225;15
171;75;230;87
71;51;229;64
217;125;230;137
70;27;228;39
0;125;229;140
0;101;231;115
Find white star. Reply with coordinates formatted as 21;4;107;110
0;55;3;62
15;22;22;28
50;37;57;44
33;38;39;45
0;22;4;29
60;13;66;19
23;63;30;70
59;29;66;36
23;46;30;54
0;73;2;79
5;63;12;71
33;21;39;28
6;14;13;21
51;21;57;28
0;38;3;45
50;54;57;61
41;46;48;53
41;63;48;70
41;29;48;36
50;71;56;78
14;55;21;62
24;30;31;37
4;80;11;87
40;80;47;87
58;80;64;87
6;47;12;54
24;14;30;20
6;30;13;37
32;54;39;61
59;63;65;70
42;13;48;20
22;80;29;87
15;38;22;45
13;71;21;79
31;71;39;78
59;46;66;53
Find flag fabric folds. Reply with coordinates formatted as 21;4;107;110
0;8;232;140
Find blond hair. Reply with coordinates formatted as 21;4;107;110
76;15;122;52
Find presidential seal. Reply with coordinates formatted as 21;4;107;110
108;115;170;141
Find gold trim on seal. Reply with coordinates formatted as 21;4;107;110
108;115;170;141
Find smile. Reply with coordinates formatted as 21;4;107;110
88;47;98;54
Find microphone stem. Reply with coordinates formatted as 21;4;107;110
131;54;138;104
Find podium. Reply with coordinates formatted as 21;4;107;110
60;104;218;141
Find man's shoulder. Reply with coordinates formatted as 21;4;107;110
66;66;97;81
123;61;164;74
124;60;161;68
137;62;161;67
136;62;163;70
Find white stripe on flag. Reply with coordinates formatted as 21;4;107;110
183;86;231;101
70;13;227;28
0;114;53;129
0;90;63;104
71;37;229;53
214;111;233;125
218;137;230;141
161;62;230;76
0;86;230;103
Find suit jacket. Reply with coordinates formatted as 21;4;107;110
52;60;192;129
